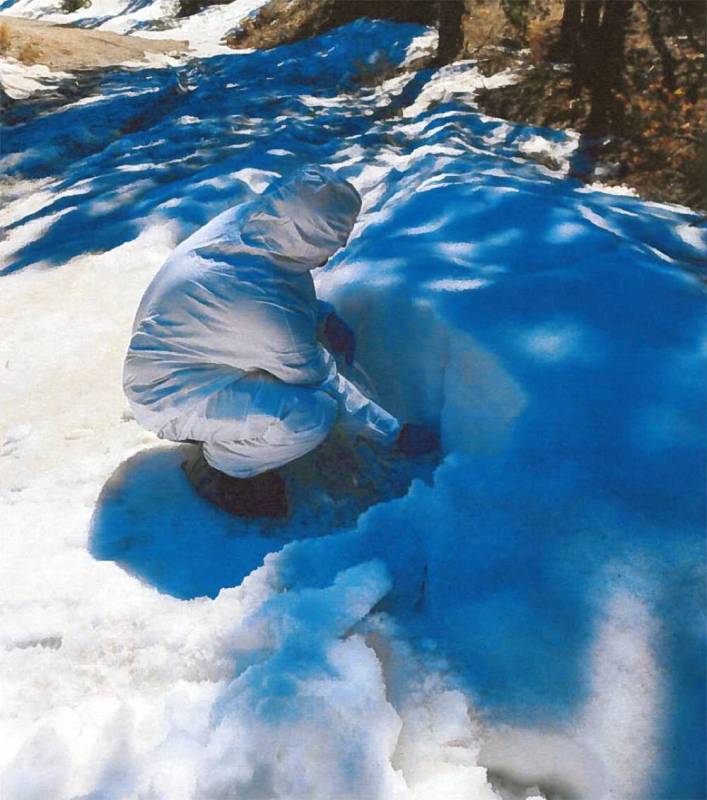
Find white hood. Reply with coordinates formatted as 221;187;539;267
240;165;362;271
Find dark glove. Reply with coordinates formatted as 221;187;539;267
395;423;440;457
324;312;356;365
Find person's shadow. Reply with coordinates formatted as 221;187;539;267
89;445;281;599
89;433;437;600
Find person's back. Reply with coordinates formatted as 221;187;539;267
124;166;425;518
124;202;325;431
124;166;360;422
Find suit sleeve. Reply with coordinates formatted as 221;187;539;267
265;305;400;444
322;369;400;444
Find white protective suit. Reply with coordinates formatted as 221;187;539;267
123;166;400;477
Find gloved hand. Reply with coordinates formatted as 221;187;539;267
324;312;356;365
395;423;440;457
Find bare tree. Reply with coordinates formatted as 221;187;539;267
556;0;581;58
558;1;634;134
436;0;466;64
642;0;676;90
585;0;634;132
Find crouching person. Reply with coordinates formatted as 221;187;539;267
123;166;437;519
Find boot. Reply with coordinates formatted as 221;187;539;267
181;447;288;519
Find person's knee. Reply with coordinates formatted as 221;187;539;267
201;388;338;477
287;389;337;442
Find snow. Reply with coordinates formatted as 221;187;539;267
0;0;263;101
0;0;268;54
402;60;518;119
516;132;580;176
0;57;72;98
1;13;706;800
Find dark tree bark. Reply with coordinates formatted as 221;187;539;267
581;0;602;43
586;0;634;133
643;0;676;90
436;0;465;64
570;0;601;96
555;0;581;59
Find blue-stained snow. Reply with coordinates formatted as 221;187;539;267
1;15;706;800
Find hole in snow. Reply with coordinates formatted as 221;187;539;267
90;429;438;600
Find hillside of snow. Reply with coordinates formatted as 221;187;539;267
1;5;705;800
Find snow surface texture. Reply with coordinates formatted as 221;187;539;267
1;13;706;800
0;59;74;99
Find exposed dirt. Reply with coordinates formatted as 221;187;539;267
470;3;706;212
0;15;188;70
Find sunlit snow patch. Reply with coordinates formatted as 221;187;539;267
0;0;270;56
403;60;518;118
0;57;71;99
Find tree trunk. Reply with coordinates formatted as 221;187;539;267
555;0;581;59
581;0;602;35
580;0;602;58
644;0;676;90
570;0;601;95
436;0;465;64
586;0;634;133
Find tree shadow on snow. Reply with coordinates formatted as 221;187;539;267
0;21;422;276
